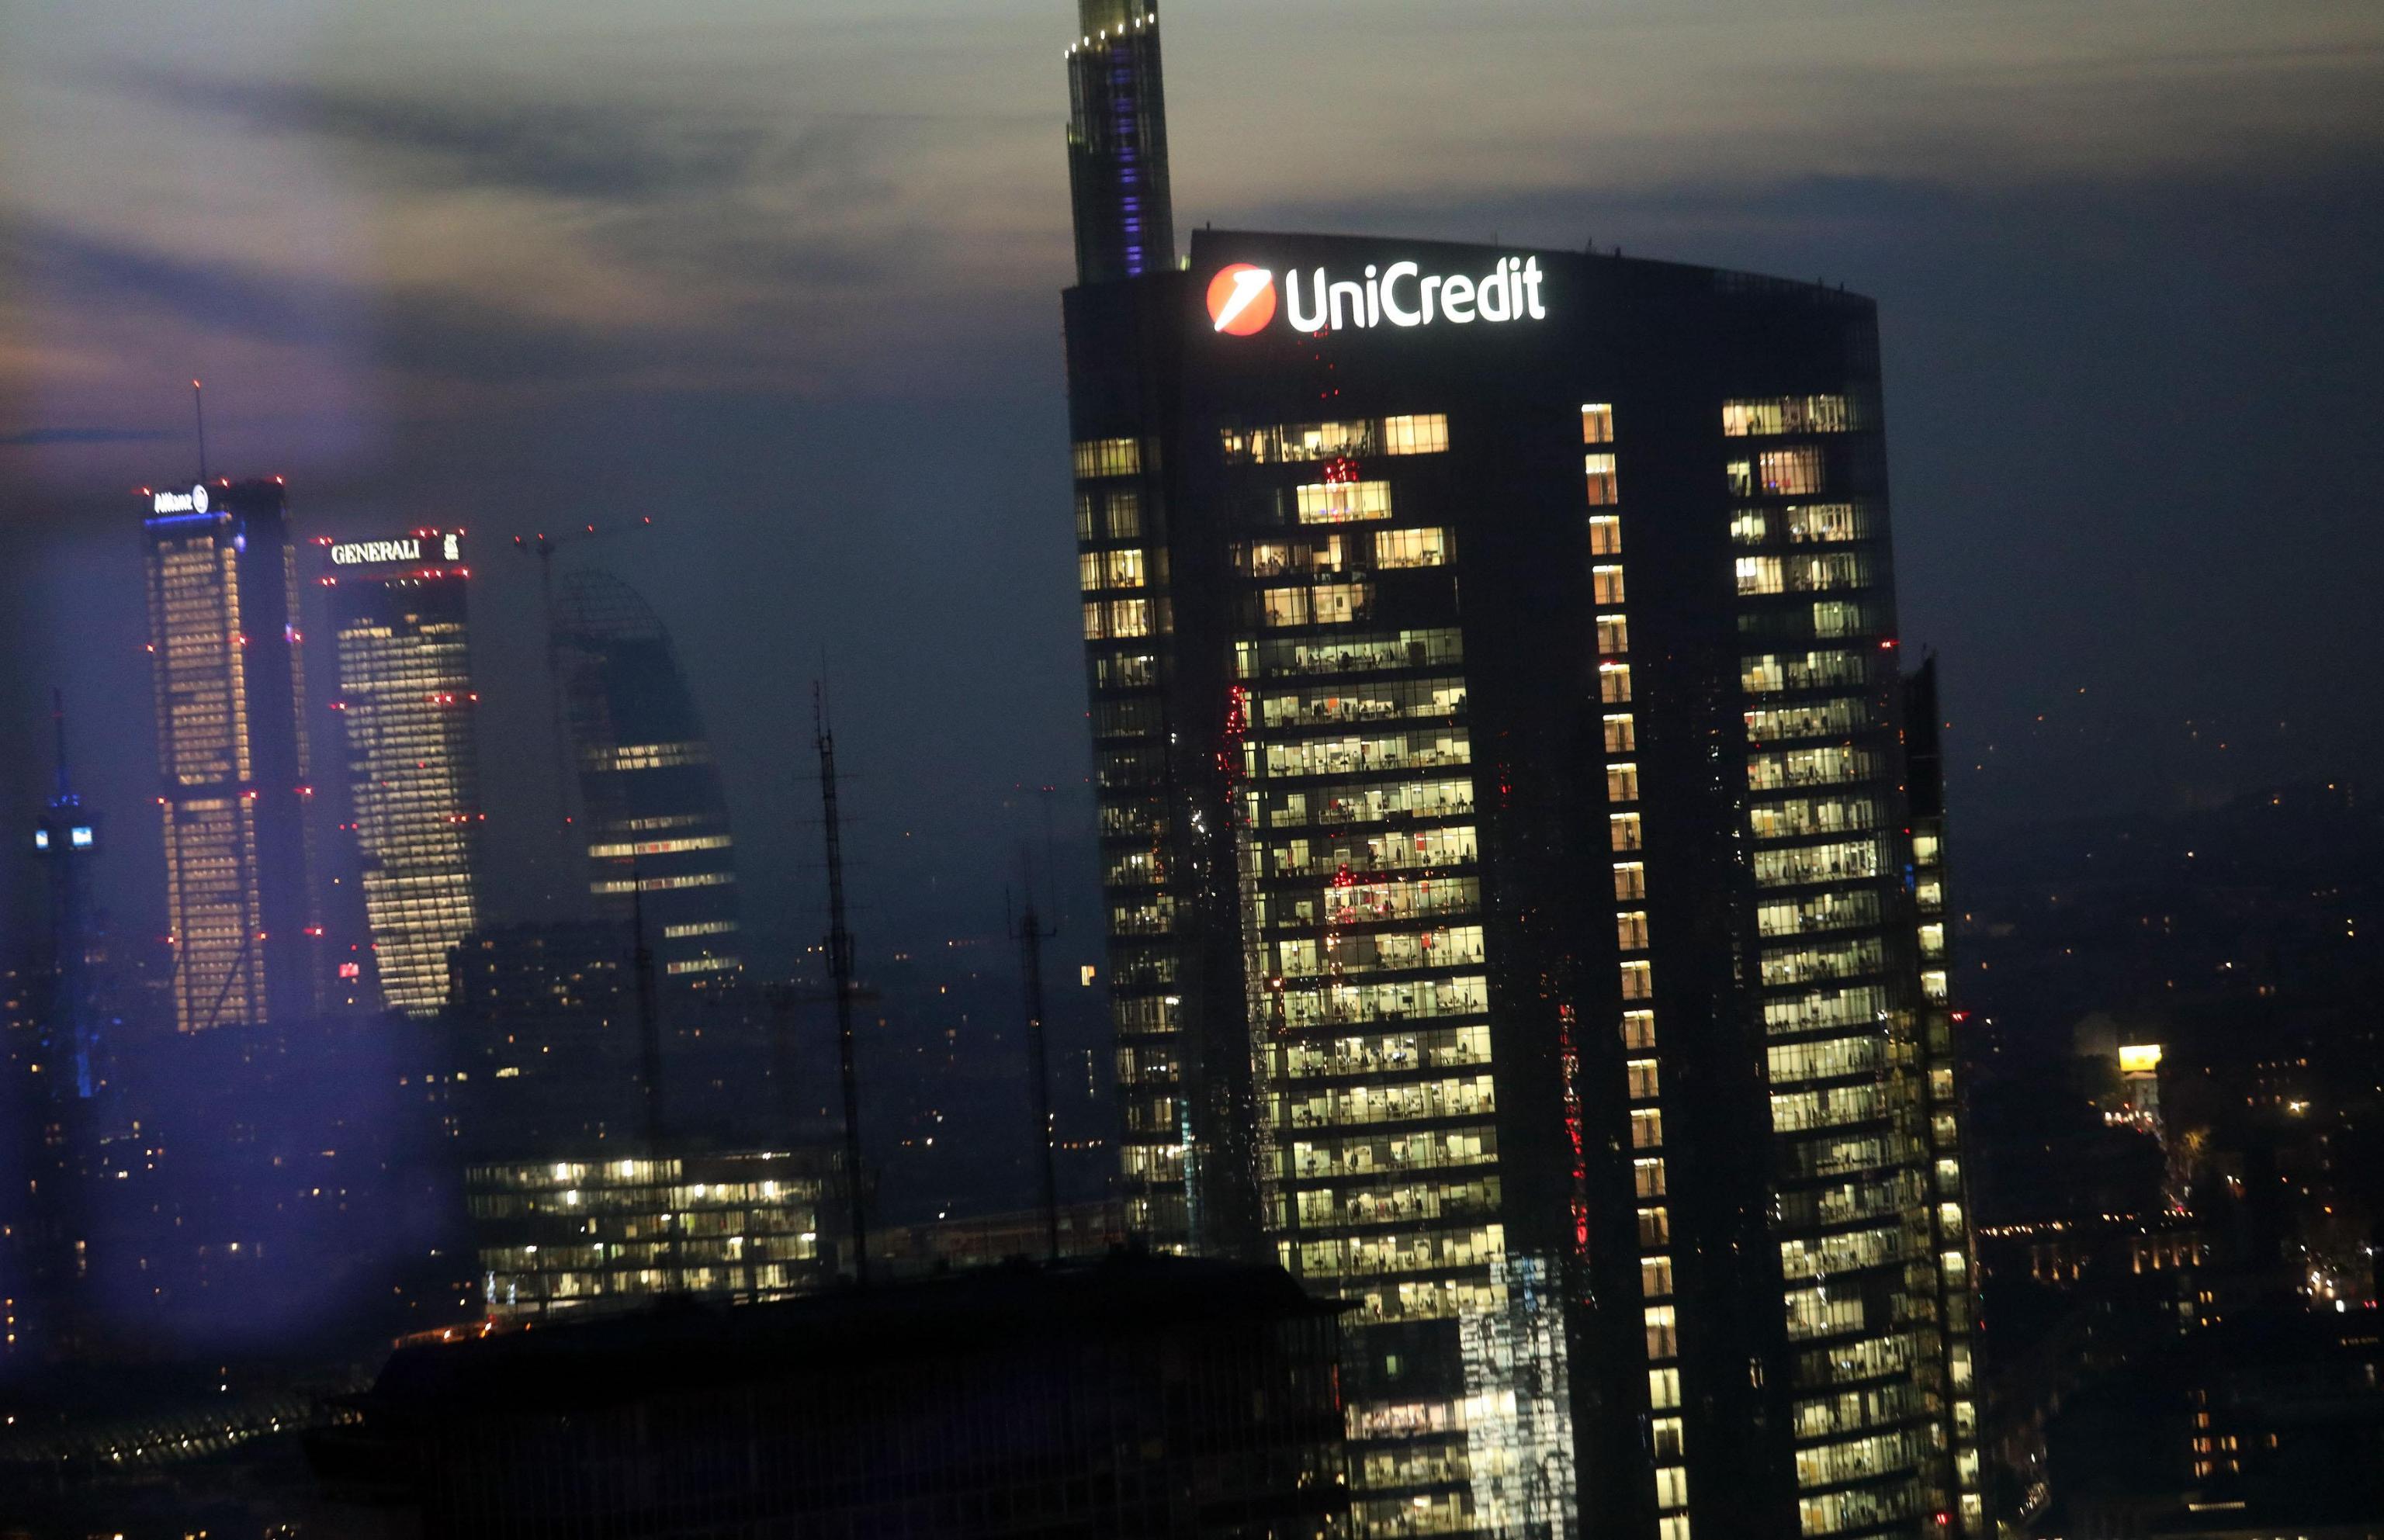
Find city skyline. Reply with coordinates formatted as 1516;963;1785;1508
5;1;2383;967
0;5;2379;1535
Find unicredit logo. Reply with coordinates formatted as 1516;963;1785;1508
1209;255;1548;336
1207;264;1277;335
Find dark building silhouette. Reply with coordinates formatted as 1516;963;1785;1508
316;1254;1353;1538
33;694;110;1102
1057;15;1987;1535
6;697;120;1362
318;527;484;1017
445;919;641;1157
553;569;742;990
141;477;321;1032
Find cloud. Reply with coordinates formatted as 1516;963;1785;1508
1;215;653;386
0;425;178;447
115;70;1001;216
135;74;775;204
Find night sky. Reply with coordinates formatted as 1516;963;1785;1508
4;0;2382;973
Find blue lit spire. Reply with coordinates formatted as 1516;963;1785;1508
1065;0;1176;284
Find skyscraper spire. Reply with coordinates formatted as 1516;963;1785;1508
1065;0;1175;283
50;687;75;806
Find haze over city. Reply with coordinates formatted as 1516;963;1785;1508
1;2;2380;1537
5;0;2381;960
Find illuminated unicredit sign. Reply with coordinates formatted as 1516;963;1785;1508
1207;257;1548;336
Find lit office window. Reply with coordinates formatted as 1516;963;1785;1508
1382;414;1450;454
1582;403;1614;445
1585;453;1620;506
1072;437;1141;478
1759;448;1824;495
1296;481;1393;524
1374;527;1448;568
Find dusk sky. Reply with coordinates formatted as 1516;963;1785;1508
4;0;2381;968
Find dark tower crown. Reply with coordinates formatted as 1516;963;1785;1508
1065;0;1175;284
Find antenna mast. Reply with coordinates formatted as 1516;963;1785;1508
51;688;73;803
629;866;681;1290
814;682;869;1284
1012;875;1063;1263
192;380;208;483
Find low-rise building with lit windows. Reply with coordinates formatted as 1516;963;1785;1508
465;1150;839;1320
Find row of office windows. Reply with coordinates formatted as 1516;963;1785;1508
1216;414;1450;465
1749;796;1881;842
1233;628;1464;680
1732;502;1870;545
1582;405;1696;1538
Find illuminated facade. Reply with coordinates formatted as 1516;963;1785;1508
142;479;321;1033
553;569;743;987
466;1151;837;1320
320;528;483;1016
1058;22;1986;1531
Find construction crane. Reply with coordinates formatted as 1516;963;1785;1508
511;518;654;898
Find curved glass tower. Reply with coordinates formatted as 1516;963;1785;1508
1055;11;1988;1538
553;569;742;988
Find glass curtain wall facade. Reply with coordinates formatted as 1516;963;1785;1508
553;569;742;988
1062;231;1985;1540
142;479;321;1033
320;530;483;1016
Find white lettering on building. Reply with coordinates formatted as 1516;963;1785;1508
331;538;424;566
1279;257;1547;334
151;484;212;514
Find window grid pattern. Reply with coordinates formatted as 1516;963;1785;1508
332;579;484;1016
1585;407;1693;1538
1724;396;1957;1537
145;517;314;1033
1074;441;1186;1247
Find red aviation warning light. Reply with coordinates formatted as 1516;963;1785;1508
1206;264;1277;335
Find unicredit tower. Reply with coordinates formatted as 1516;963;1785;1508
1062;6;1985;1538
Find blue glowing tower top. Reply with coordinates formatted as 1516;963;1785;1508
1065;0;1175;284
33;692;104;1099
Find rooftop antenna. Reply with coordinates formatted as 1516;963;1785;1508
514;520;657;910
1010;857;1063;1263
628;860;681;1291
192;380;208;483
51;688;74;805
814;677;869;1285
